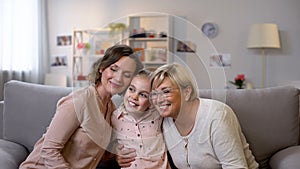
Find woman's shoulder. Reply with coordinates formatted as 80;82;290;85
67;86;97;115
72;85;95;98
199;98;234;118
200;98;231;110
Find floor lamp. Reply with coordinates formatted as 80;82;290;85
247;23;281;88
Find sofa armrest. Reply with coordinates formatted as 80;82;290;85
269;145;300;169
0;139;28;169
0;101;3;139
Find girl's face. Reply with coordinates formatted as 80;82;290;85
101;56;136;95
150;77;181;119
123;76;151;114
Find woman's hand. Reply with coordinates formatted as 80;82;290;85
116;144;136;168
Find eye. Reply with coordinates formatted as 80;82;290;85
128;86;135;93
162;88;171;94
123;72;132;78
139;92;149;99
110;66;118;72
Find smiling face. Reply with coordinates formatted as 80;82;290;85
100;56;136;95
150;76;182;119
123;75;151;116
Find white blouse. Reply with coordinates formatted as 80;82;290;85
163;98;258;169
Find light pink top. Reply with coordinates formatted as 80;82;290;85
20;85;115;169
111;104;170;169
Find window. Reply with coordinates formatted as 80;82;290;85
0;0;39;71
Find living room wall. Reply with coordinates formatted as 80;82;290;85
47;0;300;89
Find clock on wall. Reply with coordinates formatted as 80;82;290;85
201;22;218;39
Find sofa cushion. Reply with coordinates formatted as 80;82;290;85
0;139;28;169
269;146;300;169
199;86;300;169
0;101;3;138
3;80;72;151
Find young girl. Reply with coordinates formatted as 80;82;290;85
111;69;170;169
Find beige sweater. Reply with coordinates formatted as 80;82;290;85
20;86;115;169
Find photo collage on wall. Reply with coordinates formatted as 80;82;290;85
53;35;72;67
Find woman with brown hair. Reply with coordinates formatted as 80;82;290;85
20;45;143;169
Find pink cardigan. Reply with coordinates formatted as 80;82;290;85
20;86;115;169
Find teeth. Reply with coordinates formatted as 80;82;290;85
159;105;168;109
129;101;137;106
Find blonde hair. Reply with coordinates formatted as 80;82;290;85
150;63;198;101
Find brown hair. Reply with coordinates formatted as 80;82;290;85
88;44;144;85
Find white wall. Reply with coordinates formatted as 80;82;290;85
47;0;300;89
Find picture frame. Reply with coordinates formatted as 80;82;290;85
57;35;72;46
209;53;231;68
147;47;167;63
176;40;196;53
51;55;67;67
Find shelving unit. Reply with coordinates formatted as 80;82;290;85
127;14;174;69
71;14;174;87
72;28;119;87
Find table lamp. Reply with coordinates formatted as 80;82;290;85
247;23;281;88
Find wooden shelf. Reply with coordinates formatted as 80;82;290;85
127;14;173;68
128;37;167;41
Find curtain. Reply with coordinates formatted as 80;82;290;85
0;0;48;100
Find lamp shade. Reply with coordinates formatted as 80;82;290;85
247;23;281;48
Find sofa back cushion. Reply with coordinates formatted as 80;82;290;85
199;86;300;169
3;80;72;151
0;101;3;138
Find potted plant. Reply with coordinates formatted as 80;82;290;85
230;74;246;89
108;22;127;37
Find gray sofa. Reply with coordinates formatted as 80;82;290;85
0;80;299;169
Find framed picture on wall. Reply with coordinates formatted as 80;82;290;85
51;55;67;67
57;35;72;46
176;40;196;53
147;47;167;63
209;53;231;68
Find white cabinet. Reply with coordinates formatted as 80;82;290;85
71;14;174;87
127;14;174;69
72;28;118;87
